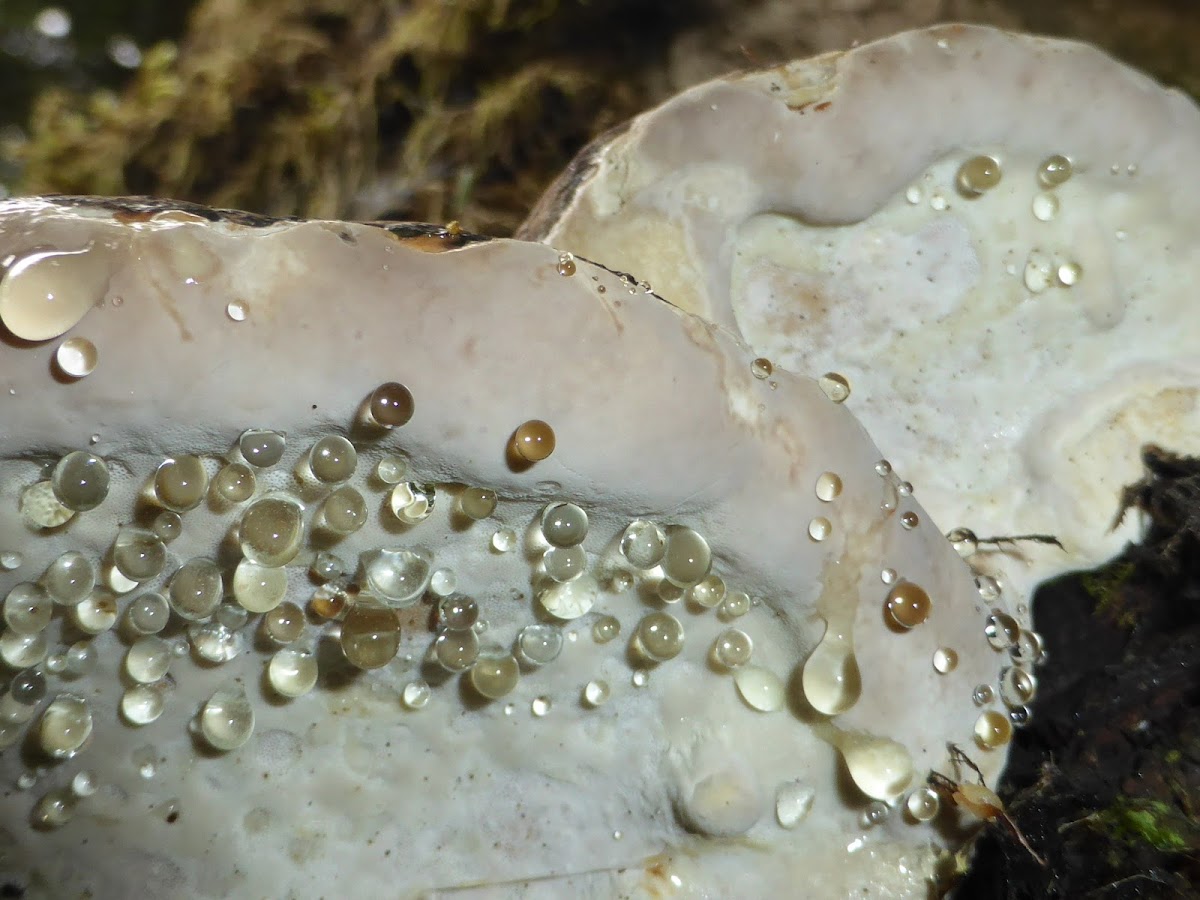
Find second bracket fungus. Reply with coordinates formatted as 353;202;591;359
524;23;1200;603
0;27;1108;896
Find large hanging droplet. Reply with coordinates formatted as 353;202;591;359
802;625;861;715
834;730;914;801
0;246;111;341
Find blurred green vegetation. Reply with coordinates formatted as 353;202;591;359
0;2;195;181
3;1;1199;233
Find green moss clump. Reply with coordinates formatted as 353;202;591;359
14;0;709;233
1093;798;1191;853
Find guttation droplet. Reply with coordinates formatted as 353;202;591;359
125;636;171;683
802;624;861;715
51;451;110;512
201;686;255;751
0;246;106;341
583;680;610;707
974;710;1013;749
369;382;415;428
818;372;850;403
55;337;98;378
240;497;304;567
775;780;815;829
238;429;286;468
734;665;785;712
541;502;588;548
44;551;96;606
212;462;255;504
947;527;978;557
592;615;620;644
1000;666;1037;707
956;154;1002;197
510;420;556;463
389;481;435;524
712;629;753;668
167;558;223;621
1037;154;1073;188
538;574;597;620
515;624;563;666
619;520;666;570
402;680;431;710
121;685;164;725
264;602;305;644
469;651;520;700
635;612;685;662
154;455;209;512
458;487;497;520
269;648;318;698
814;472;842;502
437;594;479;631
340;601;401;670
984;610;1020;650
38;693;93;759
661;526;711;587
113;528;167;582
307;435;357;484
434;629;479;672
835;730;914;801
4;583;53;634
906;786;941;822
932;646;958;674
884;581;931;629
360;548;431;608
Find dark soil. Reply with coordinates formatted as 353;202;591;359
954;451;1200;899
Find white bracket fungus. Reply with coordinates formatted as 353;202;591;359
523;23;1200;601
0;29;1082;899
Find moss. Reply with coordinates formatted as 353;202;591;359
1093;798;1191;853
1081;561;1137;627
14;0;710;232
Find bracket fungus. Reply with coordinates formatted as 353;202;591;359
0;24;1134;899
0;192;1033;897
523;23;1200;601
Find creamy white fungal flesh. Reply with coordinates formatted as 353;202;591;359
0;200;1036;893
524;24;1200;600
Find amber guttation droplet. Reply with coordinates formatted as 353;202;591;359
369;382;415;428
884;581;931;629
510;420;555;463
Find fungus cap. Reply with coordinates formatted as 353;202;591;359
523;24;1200;598
0;192;1018;896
